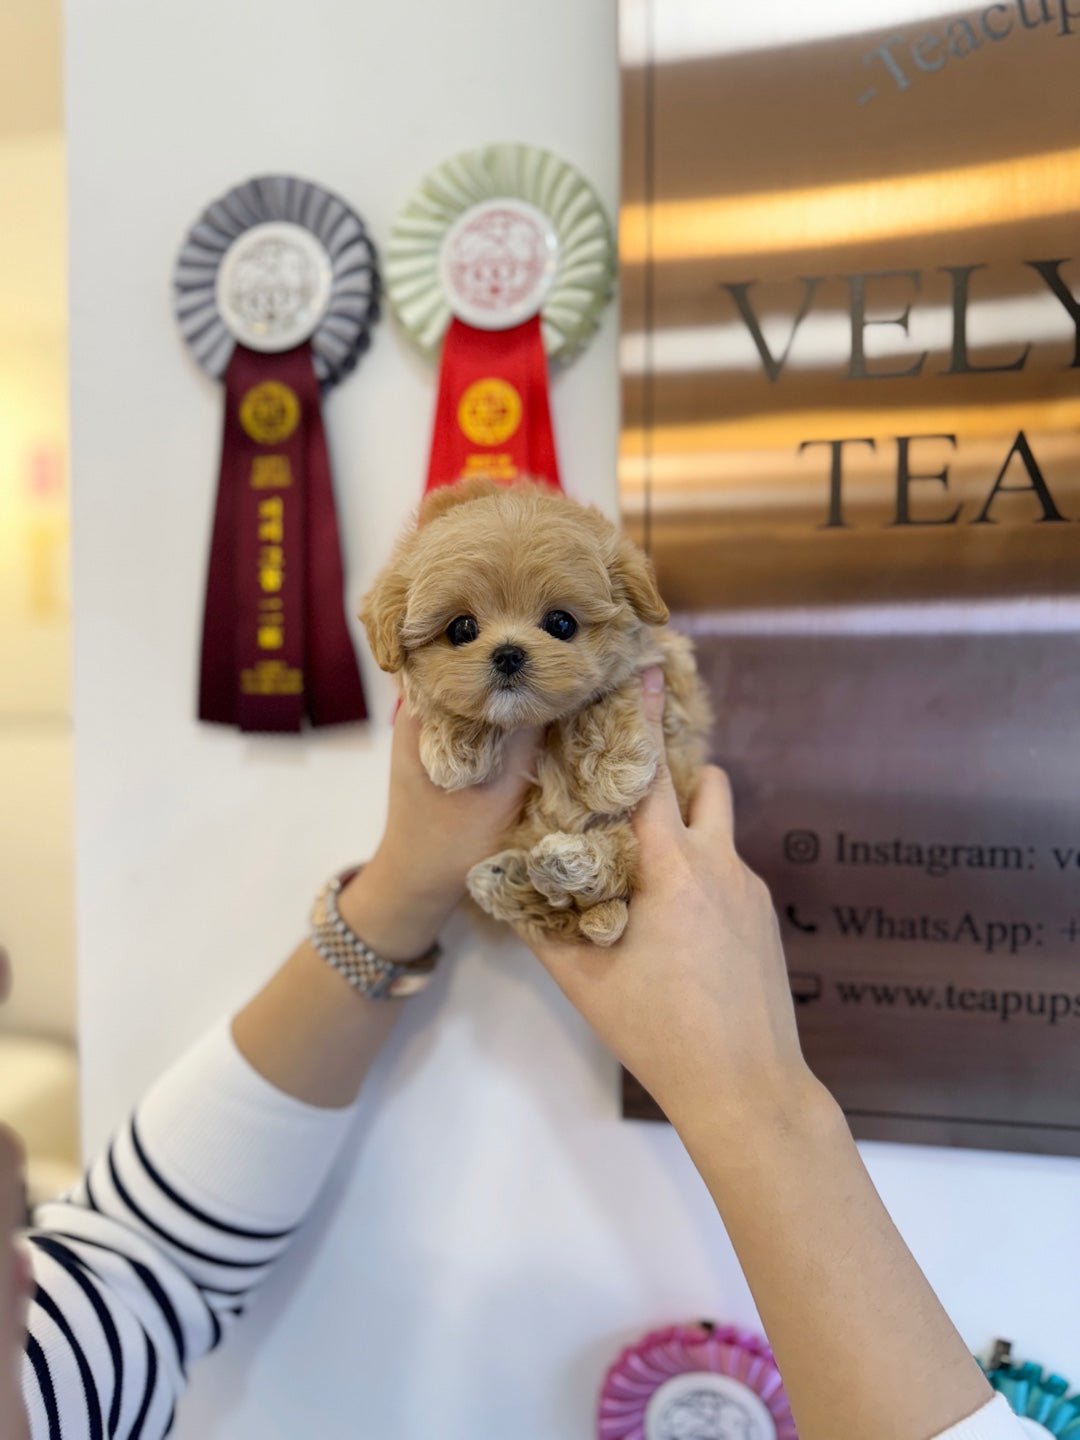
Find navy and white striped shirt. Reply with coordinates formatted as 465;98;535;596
20;1023;354;1440
17;1022;1021;1440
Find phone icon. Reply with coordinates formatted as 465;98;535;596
785;904;819;935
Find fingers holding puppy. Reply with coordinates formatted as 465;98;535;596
688;765;735;844
631;667;683;845
633;668;734;853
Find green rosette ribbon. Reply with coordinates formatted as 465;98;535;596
385;142;615;365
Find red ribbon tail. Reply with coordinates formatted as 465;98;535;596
425;314;562;494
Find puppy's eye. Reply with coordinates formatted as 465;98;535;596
446;615;479;646
540;610;578;641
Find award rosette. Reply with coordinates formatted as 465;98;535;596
174;175;378;732
598;1321;797;1440
385;143;614;494
982;1343;1080;1437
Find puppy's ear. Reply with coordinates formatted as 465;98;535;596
419;476;504;527
359;559;410;673
611;535;669;625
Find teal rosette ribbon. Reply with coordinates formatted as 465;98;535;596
982;1343;1080;1437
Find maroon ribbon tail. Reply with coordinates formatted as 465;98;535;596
303;378;368;726
197;342;366;732
198;372;243;727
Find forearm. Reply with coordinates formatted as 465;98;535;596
674;1077;993;1440
24;1016;366;1440
231;852;459;1109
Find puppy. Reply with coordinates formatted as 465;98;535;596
360;478;711;945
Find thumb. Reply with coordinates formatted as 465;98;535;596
640;664;666;730
632;666;684;839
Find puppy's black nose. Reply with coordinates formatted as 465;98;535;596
491;644;527;677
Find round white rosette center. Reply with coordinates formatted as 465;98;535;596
216;221;333;353
644;1371;779;1440
438;199;559;331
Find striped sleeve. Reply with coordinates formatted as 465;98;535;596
21;1021;357;1440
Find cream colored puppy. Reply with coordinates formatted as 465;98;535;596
361;478;711;945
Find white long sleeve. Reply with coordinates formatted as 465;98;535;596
21;1021;356;1440
936;1394;1031;1439
17;1022;1035;1440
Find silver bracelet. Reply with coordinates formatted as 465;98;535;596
309;866;441;1000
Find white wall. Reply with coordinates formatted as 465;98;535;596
66;2;1080;1436
0;133;75;1043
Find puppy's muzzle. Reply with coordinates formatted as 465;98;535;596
490;644;527;679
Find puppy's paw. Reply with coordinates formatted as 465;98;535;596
420;721;502;791
580;740;659;816
467;849;533;921
527;833;607;907
578;899;629;947
468;850;584;941
527;830;633;908
564;700;660;816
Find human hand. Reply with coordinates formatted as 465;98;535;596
339;708;541;960
522;671;816;1141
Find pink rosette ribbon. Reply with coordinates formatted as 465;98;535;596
599;1321;797;1440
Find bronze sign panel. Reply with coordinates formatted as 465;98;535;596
620;2;1080;1153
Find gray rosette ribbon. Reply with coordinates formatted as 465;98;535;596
174;175;378;732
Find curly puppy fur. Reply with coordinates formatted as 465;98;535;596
360;478;711;946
